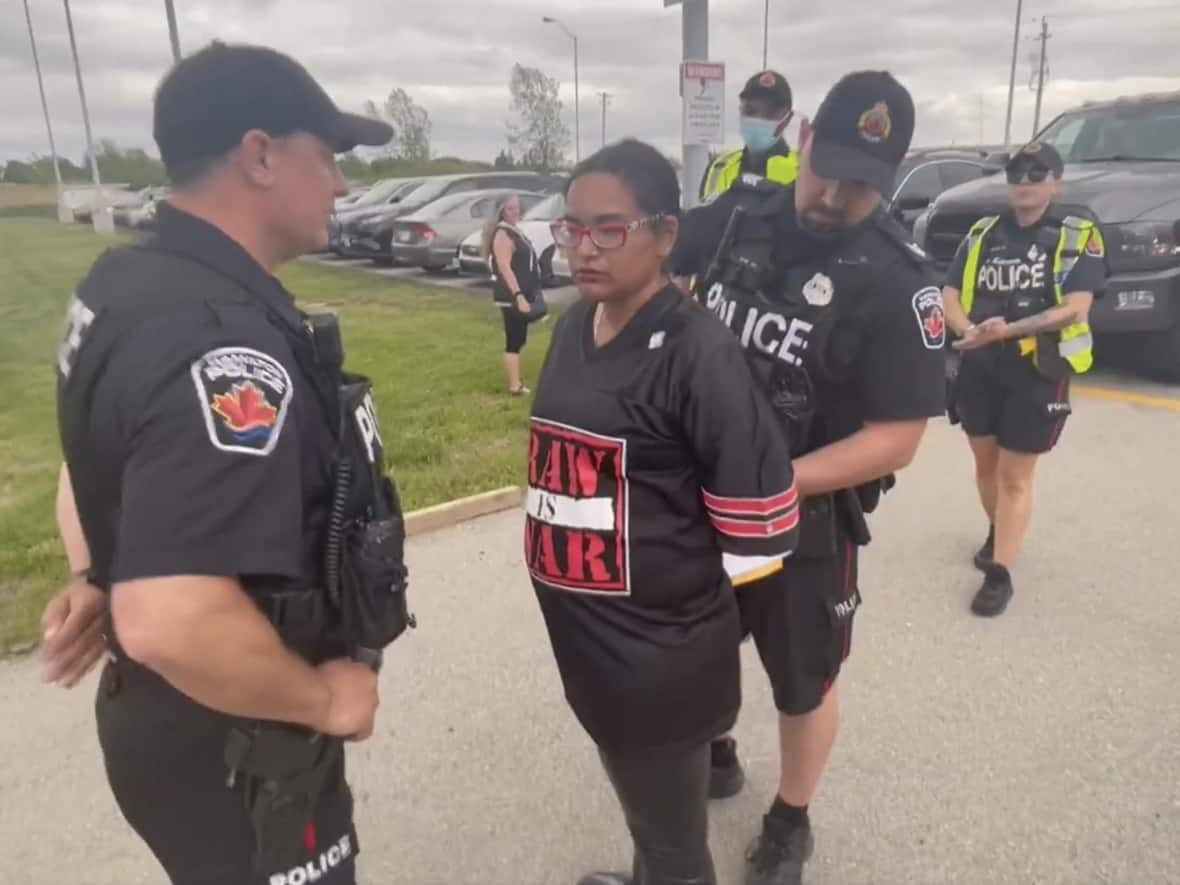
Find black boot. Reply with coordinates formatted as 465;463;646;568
973;524;995;571
708;736;745;799
744;814;814;885
971;562;1014;617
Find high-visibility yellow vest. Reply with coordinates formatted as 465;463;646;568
959;214;1101;376
700;147;798;201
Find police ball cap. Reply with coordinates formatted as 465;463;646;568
153;41;393;176
809;70;916;195
1006;141;1064;177
740;70;793;112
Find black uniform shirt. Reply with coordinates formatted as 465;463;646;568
56;203;337;654
526;285;799;752
945;210;1106;375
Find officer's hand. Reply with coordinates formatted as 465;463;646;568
316;659;379;741
953;318;1009;351
40;578;108;688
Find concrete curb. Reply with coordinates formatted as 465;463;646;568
404;486;523;538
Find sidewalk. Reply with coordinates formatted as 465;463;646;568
3;410;1179;884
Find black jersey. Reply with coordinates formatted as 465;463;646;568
526;284;799;752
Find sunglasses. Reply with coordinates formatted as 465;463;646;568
550;215;665;251
1006;164;1053;185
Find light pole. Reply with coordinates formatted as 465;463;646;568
598;91;611;147
22;0;69;222
542;16;580;164
63;0;112;233
164;0;181;62
762;0;769;69
1003;0;1023;148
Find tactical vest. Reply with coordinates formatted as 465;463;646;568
959;214;1098;376
701;146;798;201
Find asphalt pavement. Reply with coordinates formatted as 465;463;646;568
3;367;1179;884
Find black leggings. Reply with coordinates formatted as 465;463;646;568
502;305;528;354
598;742;716;885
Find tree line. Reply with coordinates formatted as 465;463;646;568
3;62;576;190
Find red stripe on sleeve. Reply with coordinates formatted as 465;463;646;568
709;508;800;539
702;484;798;517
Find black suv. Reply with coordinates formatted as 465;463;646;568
914;92;1180;380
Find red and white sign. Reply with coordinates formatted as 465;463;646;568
681;61;725;146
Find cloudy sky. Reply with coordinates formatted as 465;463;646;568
4;0;1180;167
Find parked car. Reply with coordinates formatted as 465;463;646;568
913;91;1180;380
328;177;424;255
886;147;993;232
457;191;570;284
387;189;546;271
347;171;565;264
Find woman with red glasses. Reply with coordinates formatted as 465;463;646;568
942;142;1106;617
524;138;800;885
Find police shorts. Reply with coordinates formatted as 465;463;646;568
954;359;1071;454
96;661;358;885
737;540;861;717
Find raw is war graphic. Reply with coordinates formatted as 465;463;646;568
525;419;630;595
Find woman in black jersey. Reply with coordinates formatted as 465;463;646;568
484;193;542;395
525;139;801;885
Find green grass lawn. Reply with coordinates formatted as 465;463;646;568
0;218;558;654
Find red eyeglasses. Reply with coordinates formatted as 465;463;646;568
550;215;665;251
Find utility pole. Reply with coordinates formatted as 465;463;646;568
1031;16;1051;136
63;0;112;233
598;92;611;148
542;16;580;163
978;94;985;144
23;0;69;222
762;0;769;69
164;0;181;63
1003;0;1023;147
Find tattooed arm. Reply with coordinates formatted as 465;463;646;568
954;291;1094;351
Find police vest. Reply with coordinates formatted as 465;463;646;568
959;214;1098;376
701;146;798;201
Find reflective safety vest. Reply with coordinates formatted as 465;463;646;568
700;147;798;201
959;214;1101;376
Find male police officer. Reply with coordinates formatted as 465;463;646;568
44;41;411;885
699;69;799;202
678;71;946;884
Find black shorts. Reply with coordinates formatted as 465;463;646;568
954;357;1071;454
737;539;861;717
95;661;357;885
500;304;528;353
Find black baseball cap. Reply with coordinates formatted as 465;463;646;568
1005;141;1064;176
809;70;915;195
153;41;393;174
739;70;793;111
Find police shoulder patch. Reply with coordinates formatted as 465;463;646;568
911;286;946;350
190;346;293;456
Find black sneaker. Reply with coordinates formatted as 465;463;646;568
744;815;814;885
973;524;995;571
576;875;630;885
971;563;1014;617
709;736;745;799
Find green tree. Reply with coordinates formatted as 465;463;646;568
506;63;570;171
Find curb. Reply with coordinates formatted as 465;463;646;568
404;486;523;538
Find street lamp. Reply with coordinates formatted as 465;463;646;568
22;0;69;223
164;0;181;63
542;15;580;164
62;0;113;233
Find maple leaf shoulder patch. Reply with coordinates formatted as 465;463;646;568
910;286;946;351
190;347;294;456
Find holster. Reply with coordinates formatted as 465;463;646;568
795;489;872;559
223;723;342;875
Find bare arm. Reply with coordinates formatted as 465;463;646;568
56;463;90;574
1002;291;1094;338
790;420;928;498
941;285;974;337
112;575;333;730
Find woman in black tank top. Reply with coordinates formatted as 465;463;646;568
483;194;541;395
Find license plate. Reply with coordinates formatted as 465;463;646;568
396;230;412;243
1116;290;1155;311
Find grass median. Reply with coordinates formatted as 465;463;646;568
0;218;557;654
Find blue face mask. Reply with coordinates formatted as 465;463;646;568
740;115;783;153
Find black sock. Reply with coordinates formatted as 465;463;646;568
769;796;809;828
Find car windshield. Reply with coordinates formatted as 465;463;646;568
523;192;564;220
1036;99;1180;162
397;177;457;210
350;179;405;207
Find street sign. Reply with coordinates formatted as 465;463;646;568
681;61;724;146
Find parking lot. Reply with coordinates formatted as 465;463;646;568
3;357;1179;884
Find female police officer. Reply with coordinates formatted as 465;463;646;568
942;142;1106;617
45;41;399;885
525;139;799;885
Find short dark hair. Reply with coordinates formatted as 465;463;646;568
565;138;681;218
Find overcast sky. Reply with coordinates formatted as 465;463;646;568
4;0;1180;167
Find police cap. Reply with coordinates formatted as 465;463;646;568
1005;141;1065;177
739;70;793;111
153;41;393;176
809;70;915;195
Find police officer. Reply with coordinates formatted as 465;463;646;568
699;69;799;202
44;41;411;885
942;142;1104;617
678;71;946;884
